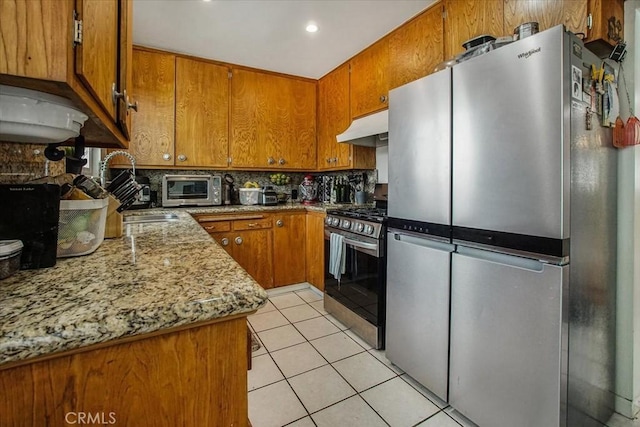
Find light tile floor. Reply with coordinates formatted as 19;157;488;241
248;285;640;427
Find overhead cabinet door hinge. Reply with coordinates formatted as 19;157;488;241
73;11;83;45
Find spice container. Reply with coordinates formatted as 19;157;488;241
0;240;23;280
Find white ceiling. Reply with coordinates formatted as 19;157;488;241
133;0;433;79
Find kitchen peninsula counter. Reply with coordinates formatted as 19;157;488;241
0;210;268;367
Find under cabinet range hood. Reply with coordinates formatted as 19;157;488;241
336;110;388;147
0;85;89;144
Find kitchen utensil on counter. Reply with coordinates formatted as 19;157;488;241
299;174;318;205
223;173;235;205
0;240;23;280
0;184;60;269
355;191;367;205
260;186;278;206
513;22;539;40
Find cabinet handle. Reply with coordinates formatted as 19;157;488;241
235;236;243;245
112;82;124;106
279;158;286;165
276;219;283;227
163;153;172;161
221;238;229;246
247;222;259;228
124;90;138;112
177;154;187;162
267;157;275;165
380;95;387;103
204;225;217;231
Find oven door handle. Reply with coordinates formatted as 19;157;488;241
343;237;378;251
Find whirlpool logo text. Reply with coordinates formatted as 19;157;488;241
517;47;541;59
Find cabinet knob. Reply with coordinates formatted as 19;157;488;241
276;219;283;227
326;158;332;164
267;157;275;165
124;90;138;112
112;82;124;106
235;236;243;245
163;153;172;161
221;238;229;246
380;95;387;103
279;158;286;165
177;154;187;162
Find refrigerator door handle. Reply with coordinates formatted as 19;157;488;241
456;245;545;272
389;231;455;252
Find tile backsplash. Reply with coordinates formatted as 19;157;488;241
112;168;377;206
0;142;65;184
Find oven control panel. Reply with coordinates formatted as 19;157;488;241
325;215;383;239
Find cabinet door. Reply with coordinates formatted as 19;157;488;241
503;0;587;37
232;229;274;289
305;212;325;290
585;0;623;56
443;0;504;58
350;38;389;119
130;49;175;167
75;0;119;121
317;64;351;170
230;69;280;168
273;213;306;287
389;3;444;89
284;78;316;170
117;0;133;140
210;231;234;256
176;58;229;168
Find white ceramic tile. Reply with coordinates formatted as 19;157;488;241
280;304;322;323
271;342;327;378
324;314;348;330
256;300;277;314
249;310;290;332
362;377;440;427
311;396;387;427
417;411;462;427
400;374;448;409
285;416;316;427
248;380;307;427
270;293;307;309
295;289;323;303
288;365;356;413
257;325;306;352
333;352;397;392
368;348;405;375
309;300;328;315
344;329;373;350
248;354;285;391
294;316;340;341
310;331;366;363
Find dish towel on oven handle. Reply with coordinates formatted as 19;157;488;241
329;232;346;281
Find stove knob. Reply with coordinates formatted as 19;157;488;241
356;222;364;232
341;219;351;229
364;224;374;235
325;216;332;225
332;217;340;226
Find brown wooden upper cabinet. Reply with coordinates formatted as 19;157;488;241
585;0;624;57
125;49;176;167
317;63;376;171
175;57;230;168
230;69;316;170
443;0;505;58
503;0;587;39
0;0;133;147
389;3;445;89
350;38;390;119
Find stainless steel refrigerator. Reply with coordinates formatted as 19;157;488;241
387;25;617;427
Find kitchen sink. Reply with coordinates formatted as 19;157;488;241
123;213;180;224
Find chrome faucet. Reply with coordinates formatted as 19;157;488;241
100;150;136;186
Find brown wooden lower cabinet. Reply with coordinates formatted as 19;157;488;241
273;212;307;287
0;317;249;427
305;211;326;291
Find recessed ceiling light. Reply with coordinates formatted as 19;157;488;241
306;23;318;33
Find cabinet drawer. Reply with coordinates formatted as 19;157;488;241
200;221;232;233
234;218;272;231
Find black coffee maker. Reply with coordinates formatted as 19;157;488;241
223;174;235;205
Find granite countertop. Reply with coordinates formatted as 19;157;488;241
0;211;268;367
137;201;358;216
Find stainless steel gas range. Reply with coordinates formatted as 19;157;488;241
323;207;387;349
